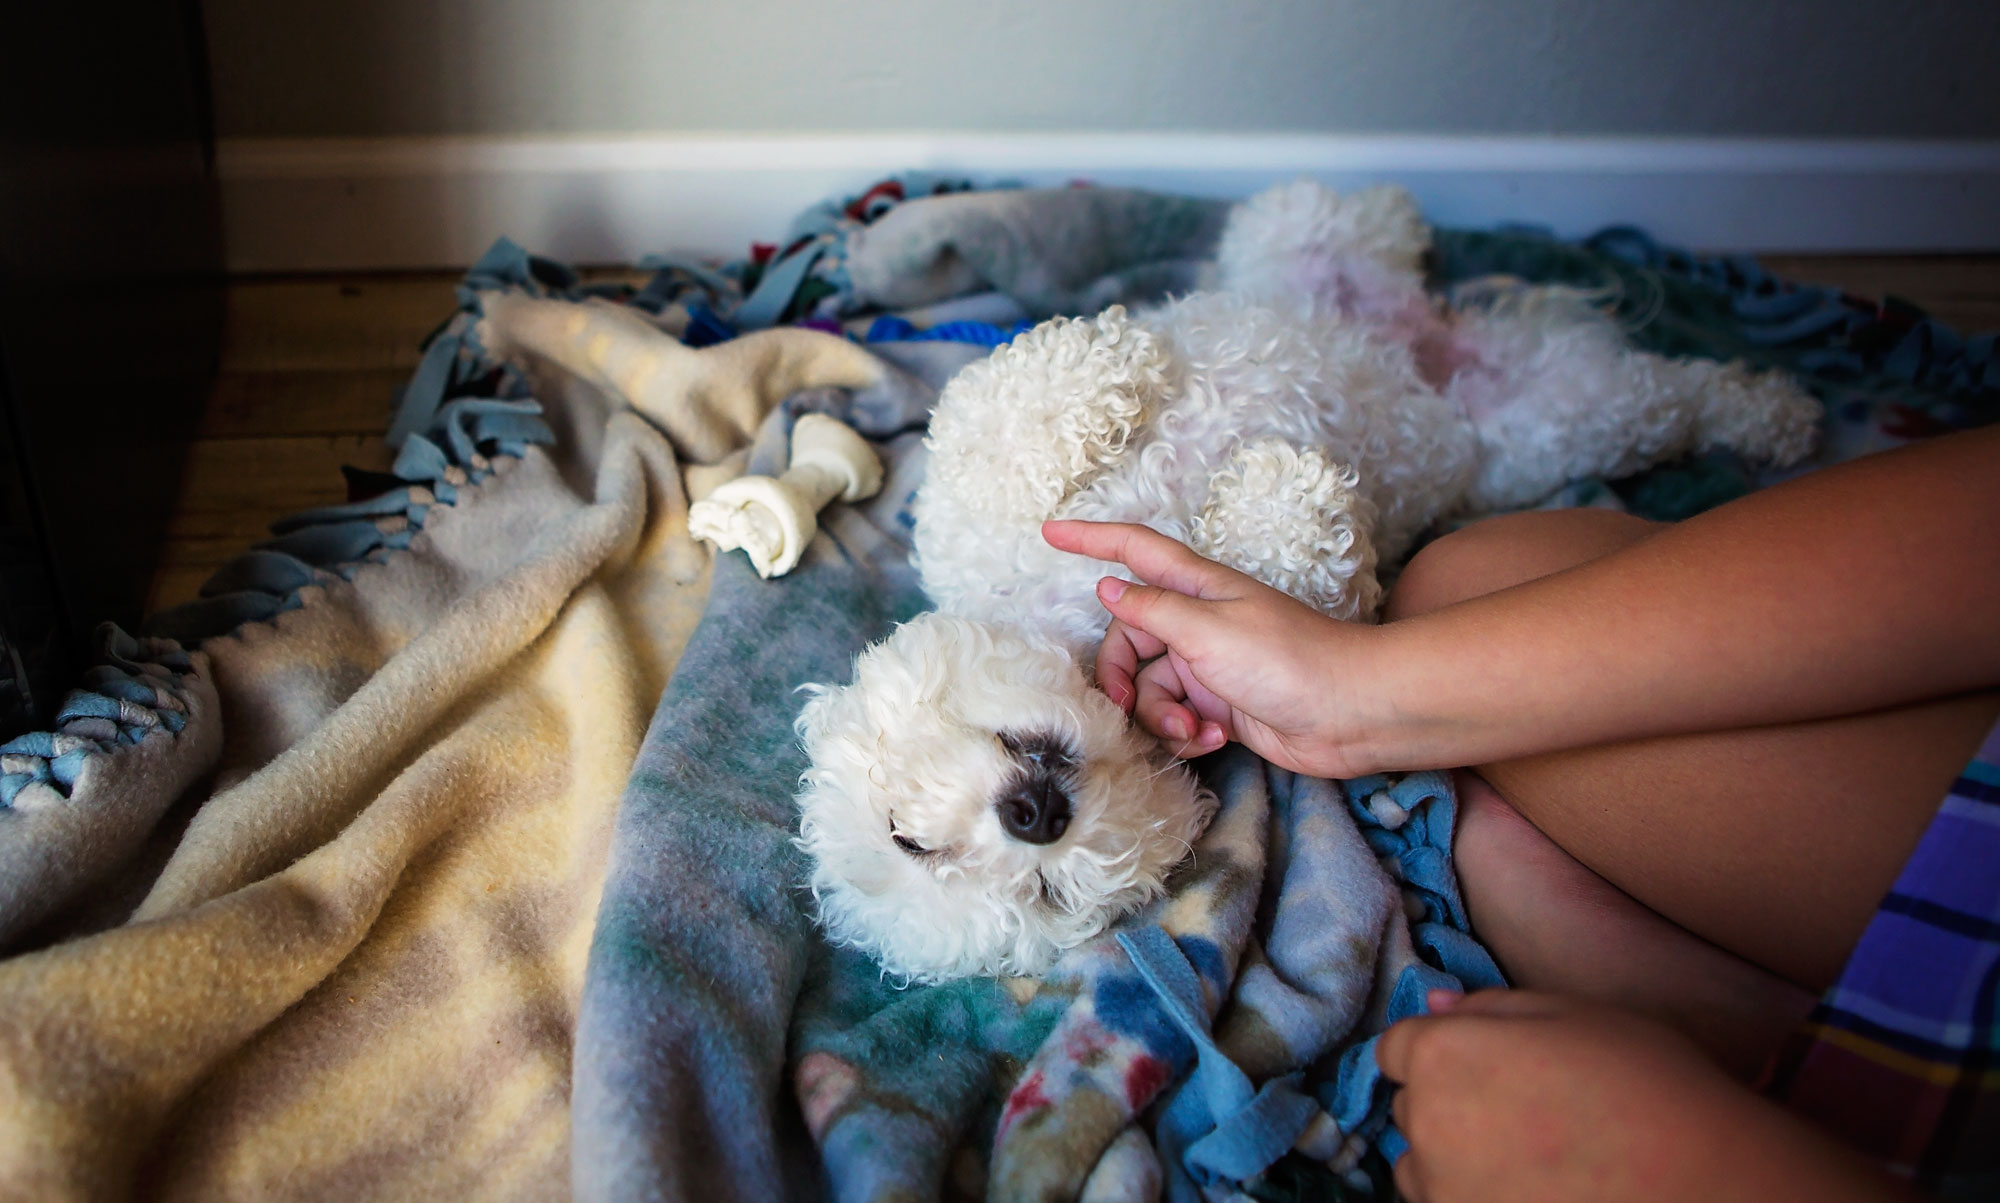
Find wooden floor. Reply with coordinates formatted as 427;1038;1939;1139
148;254;2000;615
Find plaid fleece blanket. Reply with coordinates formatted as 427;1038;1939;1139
0;179;1993;1203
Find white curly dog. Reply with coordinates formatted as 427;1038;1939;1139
794;182;1820;983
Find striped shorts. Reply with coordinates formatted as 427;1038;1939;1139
1767;721;2000;1198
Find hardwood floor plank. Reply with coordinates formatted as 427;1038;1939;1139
147;564;223;616
164;434;392;542
146;540;266;614
201;369;405;439
214;267;649;378
219;275;461;375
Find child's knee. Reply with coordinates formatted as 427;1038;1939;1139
1386;509;1660;620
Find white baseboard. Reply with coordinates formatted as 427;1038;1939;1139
216;133;2000;273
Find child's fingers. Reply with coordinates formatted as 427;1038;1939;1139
1095;617;1166;711
1377;989;1558;1084
1166;647;1235;737
1392;1149;1429;1203
1131;657;1198;743
1131;656;1229;750
1374;1009;1460;1084
1374;1015;1426;1084
1443;988;1563;1019
1044;520;1245;600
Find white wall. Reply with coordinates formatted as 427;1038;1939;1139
205;0;2000;140
202;1;2000;266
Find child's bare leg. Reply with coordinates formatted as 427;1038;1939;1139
1393;510;1817;1073
1479;692;1998;991
1390;508;2000;993
1453;769;1814;1079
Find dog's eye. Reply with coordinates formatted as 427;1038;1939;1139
892;834;929;856
999;730;1074;769
999;730;1051;763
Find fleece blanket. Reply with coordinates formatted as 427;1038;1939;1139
1;178;1994;1203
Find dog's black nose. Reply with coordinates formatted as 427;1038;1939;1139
997;779;1071;845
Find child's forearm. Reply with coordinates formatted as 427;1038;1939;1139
1366;426;2000;771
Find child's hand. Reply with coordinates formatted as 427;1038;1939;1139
1041;519;1388;778
1375;990;1912;1203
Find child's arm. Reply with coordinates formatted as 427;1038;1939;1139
1374;990;1917;1203
1374;423;2000;771
1045;424;2000;776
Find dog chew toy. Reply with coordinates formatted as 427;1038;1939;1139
688;414;884;578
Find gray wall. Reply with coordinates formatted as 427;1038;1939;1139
205;0;2000;140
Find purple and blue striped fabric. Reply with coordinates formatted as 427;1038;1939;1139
1770;722;2000;1199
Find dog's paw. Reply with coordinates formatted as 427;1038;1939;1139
1695;363;1823;468
1217;181;1431;307
1190;438;1383;621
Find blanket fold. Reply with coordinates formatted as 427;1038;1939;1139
0;255;904;1199
0;409;695;1200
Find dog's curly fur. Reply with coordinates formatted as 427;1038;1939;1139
796;182;1822;983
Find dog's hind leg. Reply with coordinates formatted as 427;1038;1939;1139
1189;438;1383;621
1454;299;1821;511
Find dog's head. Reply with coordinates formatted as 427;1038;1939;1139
794;612;1214;983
